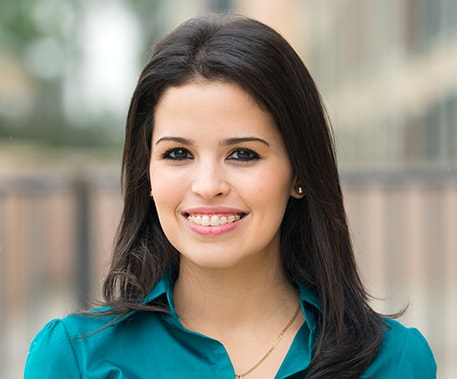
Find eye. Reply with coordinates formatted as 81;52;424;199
228;148;260;161
162;148;193;161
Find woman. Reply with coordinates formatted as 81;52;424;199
25;14;436;378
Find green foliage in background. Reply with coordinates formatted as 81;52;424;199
0;0;162;148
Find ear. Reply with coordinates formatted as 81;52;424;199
290;178;305;199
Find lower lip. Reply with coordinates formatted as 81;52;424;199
184;217;242;236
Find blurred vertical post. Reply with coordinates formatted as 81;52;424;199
0;191;6;376
74;177;91;308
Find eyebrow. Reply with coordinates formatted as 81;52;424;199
155;136;270;147
221;137;270;147
155;136;194;145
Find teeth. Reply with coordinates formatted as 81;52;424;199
188;214;241;226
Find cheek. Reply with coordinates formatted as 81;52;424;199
241;168;293;206
150;164;178;192
149;168;183;212
264;161;294;192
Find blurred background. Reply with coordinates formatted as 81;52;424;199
1;0;456;377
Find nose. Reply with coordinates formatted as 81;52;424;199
191;160;229;199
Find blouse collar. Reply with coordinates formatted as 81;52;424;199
142;271;322;332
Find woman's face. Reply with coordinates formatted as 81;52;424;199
150;81;299;271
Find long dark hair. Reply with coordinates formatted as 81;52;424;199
103;14;385;378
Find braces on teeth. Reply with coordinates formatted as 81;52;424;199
187;214;241;226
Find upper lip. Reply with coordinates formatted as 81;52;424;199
182;207;248;216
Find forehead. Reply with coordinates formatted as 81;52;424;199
155;80;259;112
152;81;278;139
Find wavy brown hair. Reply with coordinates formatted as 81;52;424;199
102;14;386;378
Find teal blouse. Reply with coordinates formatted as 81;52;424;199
25;274;436;378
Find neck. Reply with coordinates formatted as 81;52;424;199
173;256;299;333
173;257;304;379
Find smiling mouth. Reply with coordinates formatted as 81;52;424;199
185;214;244;227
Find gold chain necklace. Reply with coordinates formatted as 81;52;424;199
234;304;301;379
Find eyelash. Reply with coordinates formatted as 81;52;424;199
161;147;260;162
162;148;193;161
227;148;260;161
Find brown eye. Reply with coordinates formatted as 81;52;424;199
162;148;193;160
228;148;260;161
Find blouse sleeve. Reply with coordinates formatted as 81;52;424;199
24;319;81;379
395;327;437;379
